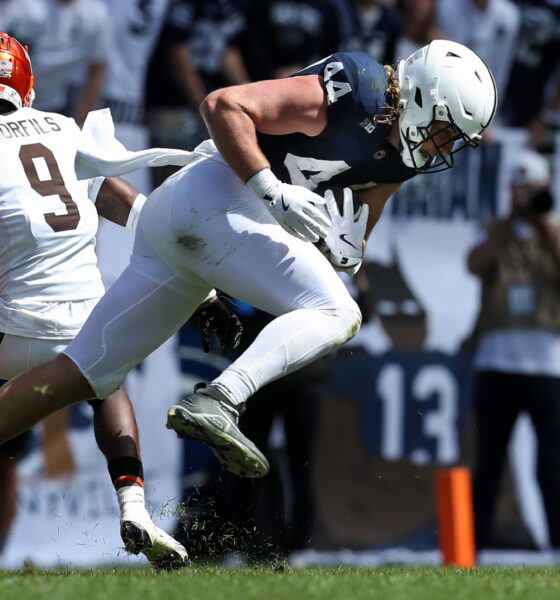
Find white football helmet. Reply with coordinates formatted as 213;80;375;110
397;40;497;172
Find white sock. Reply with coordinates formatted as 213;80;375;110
117;485;150;523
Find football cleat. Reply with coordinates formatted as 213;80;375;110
118;485;188;570
166;383;269;478
120;518;188;571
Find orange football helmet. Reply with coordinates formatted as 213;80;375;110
0;32;34;109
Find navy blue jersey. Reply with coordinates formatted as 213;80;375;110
256;52;416;191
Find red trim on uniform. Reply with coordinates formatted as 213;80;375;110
113;475;144;488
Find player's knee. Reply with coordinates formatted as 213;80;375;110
322;299;362;343
341;301;362;341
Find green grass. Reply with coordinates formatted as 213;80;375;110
2;565;560;600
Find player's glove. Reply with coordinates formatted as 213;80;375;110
193;294;243;354
246;168;331;242
319;187;369;276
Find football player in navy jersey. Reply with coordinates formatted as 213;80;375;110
0;40;496;481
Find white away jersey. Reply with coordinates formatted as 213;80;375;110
0;107;104;338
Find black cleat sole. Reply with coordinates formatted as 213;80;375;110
166;407;268;478
120;521;187;571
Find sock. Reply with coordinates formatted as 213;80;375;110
108;457;144;489
117;484;151;524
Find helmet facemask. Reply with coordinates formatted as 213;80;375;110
401;104;481;173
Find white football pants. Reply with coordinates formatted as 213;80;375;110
0;335;72;380
65;154;362;401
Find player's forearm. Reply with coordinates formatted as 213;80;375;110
200;88;270;182
95;177;141;228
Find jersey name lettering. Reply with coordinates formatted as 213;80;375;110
0;116;62;140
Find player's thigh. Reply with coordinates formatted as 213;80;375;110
207;223;355;316
0;334;71;380
140;158;356;316
64;253;212;399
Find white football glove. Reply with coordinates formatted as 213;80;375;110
321;187;369;276
246;168;331;242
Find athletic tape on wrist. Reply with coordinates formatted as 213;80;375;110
245;167;280;201
126;193;148;231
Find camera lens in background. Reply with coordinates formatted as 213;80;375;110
528;190;554;215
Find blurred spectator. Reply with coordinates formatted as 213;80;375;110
466;149;560;550
240;0;346;80
93;0;172;292
436;0;520;110
338;0;402;65
500;1;560;149
394;0;445;61
30;0;111;126
98;0;171;125
145;0;249;159
180;0;248;92
0;0;45;49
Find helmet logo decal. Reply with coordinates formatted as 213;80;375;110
0;60;13;78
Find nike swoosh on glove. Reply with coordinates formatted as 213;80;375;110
246;168;331;242
321;187;369;275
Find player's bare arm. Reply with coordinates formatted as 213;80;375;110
95;177;143;228
357;182;402;239
200;75;327;182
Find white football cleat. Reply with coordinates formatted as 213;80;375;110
118;485;188;570
120;518;188;571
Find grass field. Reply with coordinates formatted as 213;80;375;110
2;564;560;600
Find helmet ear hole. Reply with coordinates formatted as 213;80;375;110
414;87;423;108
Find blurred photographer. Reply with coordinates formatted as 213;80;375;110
467;148;560;550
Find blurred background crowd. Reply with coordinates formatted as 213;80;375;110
2;0;558;149
1;0;560;568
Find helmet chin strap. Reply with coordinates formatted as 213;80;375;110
399;125;430;171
